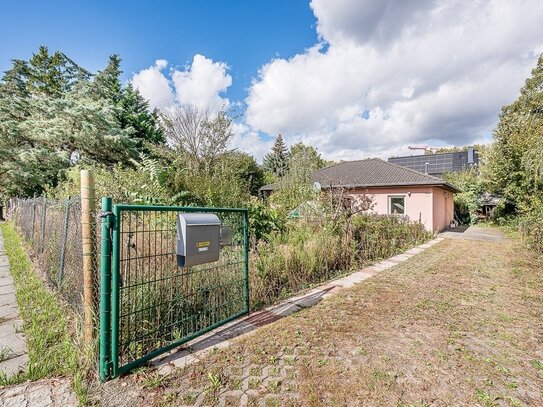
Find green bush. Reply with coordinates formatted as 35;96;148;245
247;197;284;242
443;169;484;224
518;198;543;255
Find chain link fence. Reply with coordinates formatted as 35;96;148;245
6;196;101;314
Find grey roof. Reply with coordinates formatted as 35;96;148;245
313;158;461;192
260;182;279;191
480;192;501;206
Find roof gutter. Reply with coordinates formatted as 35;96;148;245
319;182;461;193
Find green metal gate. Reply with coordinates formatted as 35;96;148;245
99;198;249;381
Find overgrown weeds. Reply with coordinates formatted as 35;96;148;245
250;213;432;308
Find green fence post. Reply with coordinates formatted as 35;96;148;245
110;204;120;378
243;210;250;313
99;197;113;382
57;198;72;287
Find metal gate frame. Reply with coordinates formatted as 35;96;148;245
99;197;249;381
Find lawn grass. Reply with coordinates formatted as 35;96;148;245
100;235;543;406
0;222;90;404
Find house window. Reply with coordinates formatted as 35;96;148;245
388;196;405;215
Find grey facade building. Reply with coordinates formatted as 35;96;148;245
388;147;478;177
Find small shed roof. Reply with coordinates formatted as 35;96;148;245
259;182;279;192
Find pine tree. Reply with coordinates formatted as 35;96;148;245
0;47;167;198
92;54;122;103
0;49;134;197
26;46;90;97
119;84;165;152
263;134;289;177
92;55;165;153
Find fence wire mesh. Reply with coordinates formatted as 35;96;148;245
7;196;101;314
111;206;249;374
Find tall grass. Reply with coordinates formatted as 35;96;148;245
3;204;431;383
250;213;432;309
0;222;90;404
519;211;543;255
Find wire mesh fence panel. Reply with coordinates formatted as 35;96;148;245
7;197;101;314
105;204;249;377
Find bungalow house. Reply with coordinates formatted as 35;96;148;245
261;158;461;232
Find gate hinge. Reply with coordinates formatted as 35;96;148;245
97;211;115;226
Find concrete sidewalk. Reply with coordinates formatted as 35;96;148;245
440;225;505;241
0;227;28;378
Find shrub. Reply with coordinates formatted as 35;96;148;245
250;213;431;309
443;169;484;224
518;198;543;255
247;197;284;242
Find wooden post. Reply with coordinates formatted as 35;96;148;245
81;170;96;344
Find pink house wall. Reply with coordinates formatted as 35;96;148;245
432;187;454;232
346;186;454;232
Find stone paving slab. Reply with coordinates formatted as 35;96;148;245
151;236;445;375
0;378;77;407
0;228;28;379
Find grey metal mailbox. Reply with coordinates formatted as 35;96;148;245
177;213;221;267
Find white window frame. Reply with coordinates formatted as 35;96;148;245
388;195;406;215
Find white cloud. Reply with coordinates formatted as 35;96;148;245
246;0;543;161
131;55;231;113
131;59;174;109
230;122;273;162
172;54;231;112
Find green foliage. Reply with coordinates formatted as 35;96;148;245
443;169;484;224
518;197;543;254
250;213;431;309
24;46;91;97
268;143;326;216
484;54;543;213
288;142;326;170
0;47;164;200
120;84;165;151
156;149;263;208
263;134;289;177
247;197;284;241
0;223;89;403
50;157;187;206
219;151;264;195
484;53;543;253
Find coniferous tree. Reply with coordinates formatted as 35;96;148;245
92;56;165;152
0;48;133;197
92;54;122;103
25;46;90;97
120;84;165;152
263;134;289;177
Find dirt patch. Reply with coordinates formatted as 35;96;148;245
101;238;543;406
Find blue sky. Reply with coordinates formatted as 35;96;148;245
2;1;542;161
0;0;317;103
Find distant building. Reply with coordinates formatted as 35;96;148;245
387;147;478;177
260;158;460;232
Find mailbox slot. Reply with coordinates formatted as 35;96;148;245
177;213;221;267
